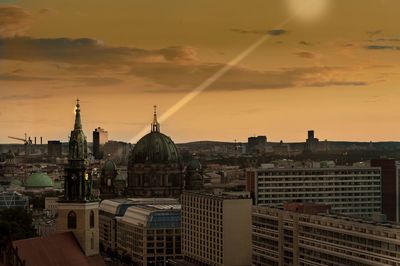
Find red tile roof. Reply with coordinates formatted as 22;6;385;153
12;232;105;266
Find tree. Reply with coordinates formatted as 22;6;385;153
0;207;36;246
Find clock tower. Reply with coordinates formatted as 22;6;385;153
56;99;100;256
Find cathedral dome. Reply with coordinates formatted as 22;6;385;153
131;131;180;164
130;105;181;165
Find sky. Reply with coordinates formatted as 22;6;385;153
1;0;400;143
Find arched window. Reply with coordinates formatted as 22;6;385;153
90;210;95;228
68;211;77;229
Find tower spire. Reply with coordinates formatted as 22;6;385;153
151;105;160;132
74;98;82;130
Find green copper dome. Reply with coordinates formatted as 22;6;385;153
26;172;53;188
131;131;180;164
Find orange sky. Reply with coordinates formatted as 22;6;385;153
1;0;400;143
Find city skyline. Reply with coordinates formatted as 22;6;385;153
1;0;400;143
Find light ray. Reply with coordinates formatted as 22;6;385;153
130;18;293;143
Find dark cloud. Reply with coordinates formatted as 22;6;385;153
299;41;312;46
0;36;197;64
230;28;288;36
0;73;54;81
0;35;368;92
294;51;316;59
368;38;400;43
267;29;287;36
129;63;368;92
0;5;32;37
38;8;51;15
230;28;265;35
366;45;400;50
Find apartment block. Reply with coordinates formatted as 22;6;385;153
247;166;381;218
252;205;400;266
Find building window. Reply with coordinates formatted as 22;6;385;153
68;211;77;229
90;210;95;228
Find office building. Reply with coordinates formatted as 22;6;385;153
246;165;381;218
181;191;252;266
93;127;108;160
252;204;400;266
99;198;182;265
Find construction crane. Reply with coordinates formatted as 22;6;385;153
8;134;32;158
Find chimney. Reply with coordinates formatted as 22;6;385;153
40;137;43;145
34;137;37;145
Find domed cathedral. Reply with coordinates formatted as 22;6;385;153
127;106;184;198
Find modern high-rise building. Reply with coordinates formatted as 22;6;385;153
246;165;382;218
93;127;108;160
252;204;400;266
181;191;252;266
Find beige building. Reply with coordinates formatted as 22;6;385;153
99;198;182;265
252;205;400;266
45;196;58;216
181;191;252;266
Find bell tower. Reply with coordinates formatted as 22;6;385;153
56;99;100;256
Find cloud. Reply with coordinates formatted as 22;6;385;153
294;51;316;59
230;28;265;35
299;41;312;46
0;36;197;64
267;29;287;36
368;37;400;43
0;35;369;92
38;8;51;15
230;28;288;36
129;63;369;92
0;5;33;37
366;45;400;50
0;73;54;81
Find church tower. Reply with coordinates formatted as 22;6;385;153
56;99;99;256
